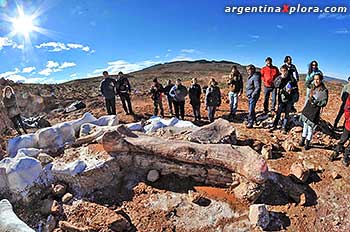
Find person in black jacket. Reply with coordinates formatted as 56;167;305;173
116;72;134;115
205;78;221;123
150;78;164;117
270;65;295;133
163;80;175;116
188;78;202;121
100;71;118;115
284;56;299;112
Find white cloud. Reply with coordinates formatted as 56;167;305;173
250;35;260;39
38;68;53;76
335;29;350;34
70;73;77;78
0;37;23;50
170;55;194;62
36;41;92;53
181;49;196;54
0;68;20;78
46;61;60;69
59;62;76;69
276;24;284;29
5;74;46;84
38;61;76;76
155;55;161;59
93;60;159;75
319;13;350;20
22;67;36;73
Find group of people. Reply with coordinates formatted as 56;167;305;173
1;56;350;167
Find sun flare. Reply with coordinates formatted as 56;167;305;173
11;14;35;36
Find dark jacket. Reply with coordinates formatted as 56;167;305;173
117;76;131;94
3;94;20;118
205;85;221;107
228;71;243;94
150;83;164;101
100;77;117;99
188;83;202;106
169;84;188;102
163;84;174;97
274;74;294;104
301;83;328;127
285;63;299;82
246;72;261;99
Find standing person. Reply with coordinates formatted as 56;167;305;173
333;76;350;128
270;65;295;133
169;79;188;120
2;86;27;135
299;74;328;150
205;78;221;123
149;78;164;117
227;65;243;119
284;55;299;112
116;71;134;115
100;71;118;115
188;78;202;122
245;65;261;128
163;80;175;116
304;61;322;106
330;94;350;167
261;57;280;114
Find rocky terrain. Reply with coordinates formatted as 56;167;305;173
0;60;349;231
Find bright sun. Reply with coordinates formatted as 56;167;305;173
12;15;35;36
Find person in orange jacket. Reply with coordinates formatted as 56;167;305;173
260;57;280;114
330;94;350;166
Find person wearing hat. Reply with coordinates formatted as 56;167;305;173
333;76;350;129
270;65;296;133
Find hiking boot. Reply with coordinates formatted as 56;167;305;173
291;106;297;113
304;140;311;150
282;129;288;134
299;137;306;147
246;124;253;129
329;151;339;162
269;126;277;132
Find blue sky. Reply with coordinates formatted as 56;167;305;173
1;0;350;83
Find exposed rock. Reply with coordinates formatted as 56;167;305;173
43;215;57;232
37;153;54;166
282;140;298;152
0;199;35;232
53;183;67;197
331;171;341;179
289;161;310;183
186;118;237;144
147;169;160;182
249;204;270;229
40;199;55;216
62;193;73;204
261;145;273;160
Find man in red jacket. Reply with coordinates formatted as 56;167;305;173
330;94;350;166
261;57;280;114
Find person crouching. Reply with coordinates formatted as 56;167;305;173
299;74;328;150
2;86;28;135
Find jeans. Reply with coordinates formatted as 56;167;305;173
248;96;258;126
120;93;133;114
192;104;201;121
302;122;314;141
304;88;311;107
105;98;116;115
263;87;276;112
153;99;164;117
228;91;238;115
166;95;174;115
207;106;216;122
273;102;292;129
173;101;185;119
